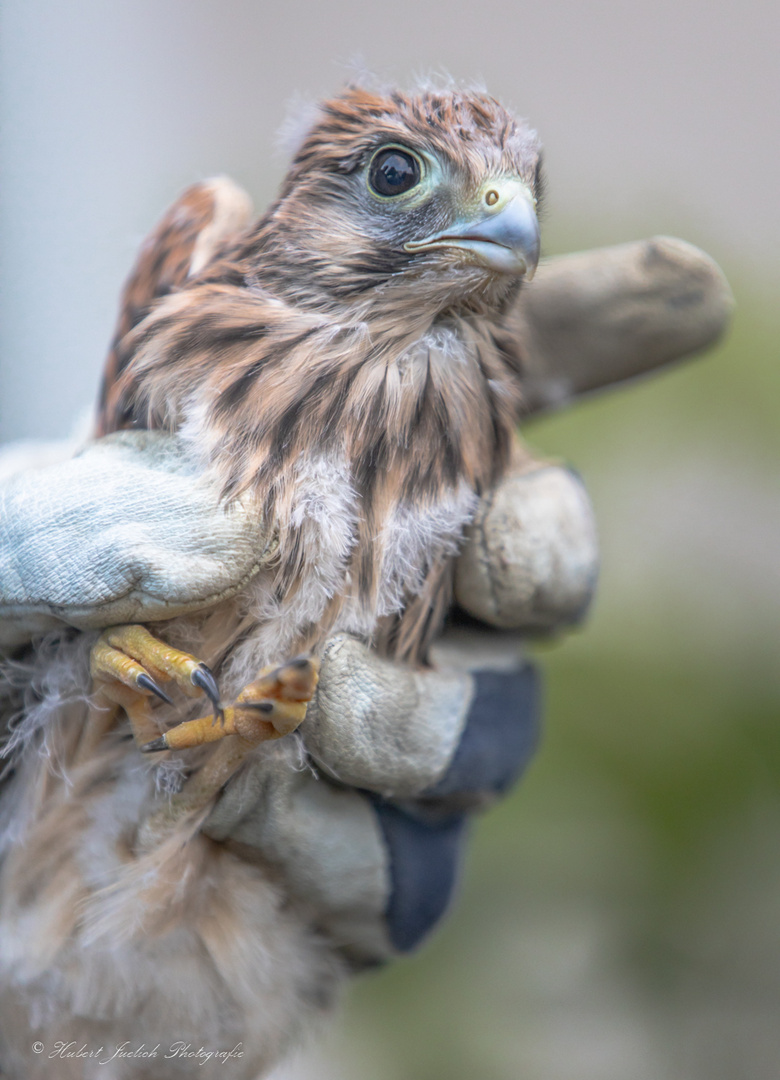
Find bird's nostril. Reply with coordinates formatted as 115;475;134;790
485;189;499;207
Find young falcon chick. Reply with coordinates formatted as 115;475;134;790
92;84;543;802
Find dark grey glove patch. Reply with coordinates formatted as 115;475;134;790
371;802;468;953
424;663;541;799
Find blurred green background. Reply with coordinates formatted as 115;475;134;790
2;2;778;1077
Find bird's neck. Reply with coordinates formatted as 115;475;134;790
227;216;523;329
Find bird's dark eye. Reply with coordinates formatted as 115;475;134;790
368;148;421;197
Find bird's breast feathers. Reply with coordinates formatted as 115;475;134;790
214;322;510;677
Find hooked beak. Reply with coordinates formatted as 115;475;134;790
404;180;540;279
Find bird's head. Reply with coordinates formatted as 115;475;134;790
261;84;543;317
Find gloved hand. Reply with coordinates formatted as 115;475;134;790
0;236;732;969
202;235;732;966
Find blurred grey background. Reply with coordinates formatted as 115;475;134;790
1;2;779;1078
1;0;777;440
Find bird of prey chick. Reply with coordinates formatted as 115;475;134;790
88;82;543;815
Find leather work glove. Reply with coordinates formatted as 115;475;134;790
0;237;732;967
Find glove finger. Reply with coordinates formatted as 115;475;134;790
303;634;540;804
302;633;473;798
455;438;599;632
510;237;733;414
205;648;541;963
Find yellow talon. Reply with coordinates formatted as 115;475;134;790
141;700;308;752
90;624;221;711
140;657;318;753
236;655;320;705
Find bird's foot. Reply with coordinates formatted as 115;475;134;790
90;624;221;747
139;656;318;753
136;657;319;836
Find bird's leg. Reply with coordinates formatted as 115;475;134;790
90;624;221;748
74;690;145;768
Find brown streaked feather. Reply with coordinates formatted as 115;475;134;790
375;558;455;664
96;177;253;436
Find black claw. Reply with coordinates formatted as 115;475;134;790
136;673;173;705
140;736;169;753
192;664;223;722
240;700;275;714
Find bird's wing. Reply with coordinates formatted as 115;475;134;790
96;177;254;436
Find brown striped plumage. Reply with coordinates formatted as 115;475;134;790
97;84;543;666
97;177;253;435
